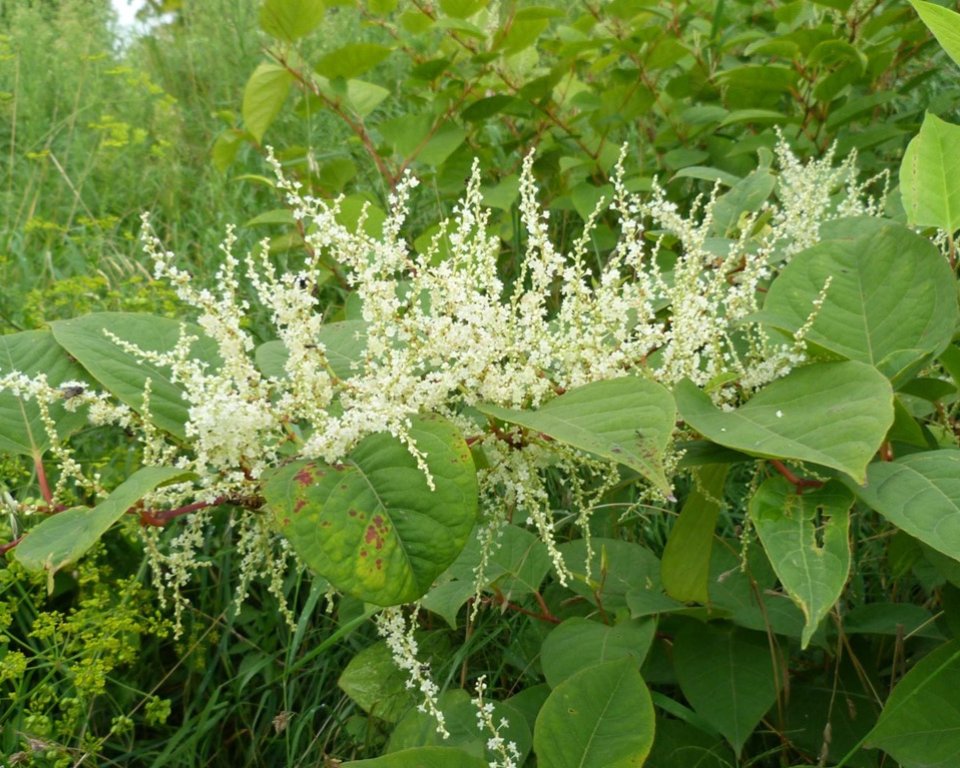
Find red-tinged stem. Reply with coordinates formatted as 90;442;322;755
0;536;22;556
770;459;824;492
138;496;231;527
34;454;52;505
482;588;561;625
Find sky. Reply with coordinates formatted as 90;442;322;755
110;0;146;31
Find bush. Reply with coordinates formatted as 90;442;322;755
4;1;960;766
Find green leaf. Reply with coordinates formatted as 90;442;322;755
853;450;960;565
707;543;806;637
263;415;478;605
540;618;656;688
344;79;390;118
0;330;89;457
710;168;776;236
748;477;853;648
387;690;532;765
259;0;325;41
534;657;655;768
647;717;736;768
557;538;664;613
462;94;515;122
15;466;193;575
476;376;676;495
715;64;799;93
211;130;243;172
338;640;417;722
244;208;296;227
911;0;960;70
417;123;467;166
315;43;392;79
866;640;960;767
50;313;221;440
439;0;487;19
342;747;487;768
900;112;960;234
676;361;893;484
760;218;956;383
242;62;293;144
661;464;727;603
844;602;943;640
255;320;367;380
422;524;551;628
673;623;778;757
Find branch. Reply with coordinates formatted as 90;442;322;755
770;459;824;492
0;536;23;556
138;496;232;527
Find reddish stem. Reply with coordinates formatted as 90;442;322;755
0;536;23;556
138;496;230;527
482;588;561;624
770;459;824;492
34;454;52;505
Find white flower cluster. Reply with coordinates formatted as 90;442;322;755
0;138;888;635
375;605;448;739
473;675;522;768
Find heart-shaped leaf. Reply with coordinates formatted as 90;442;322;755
540;618;656;688
51;312;221;440
255;320;367;380
534;657;655;768
749;477;853;648
759;218;956;383
900;111;960;234
676;361;893;483
477;376;676;494
15;466;193;575
853;450;960;564
0;330;90;457
263;415;478;605
866;640;960;767
673;623;778;757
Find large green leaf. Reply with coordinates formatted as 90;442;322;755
338;640;417;723
315;43;392;80
242;62;294;144
759;218;956;383
533;657;655;768
15;466;192;575
866;640;960;767
673;622;779;757
255;320;367;380
477;376;676;494
646;717;736;768
911;1;960;70
707;543;806;638
676;361;893;483
387;690;532;765
661;464;727;603
0;330;89;457
853;450;960;564
558;538;666;613
50;312;221;440
263;415;477;605
342;747;487;768
900;112;960;234
540;617;656;688
259;0;325;42
748;477;853;648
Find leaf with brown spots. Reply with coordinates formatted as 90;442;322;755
263;415;478;605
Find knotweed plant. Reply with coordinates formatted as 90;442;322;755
0;139;888;734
